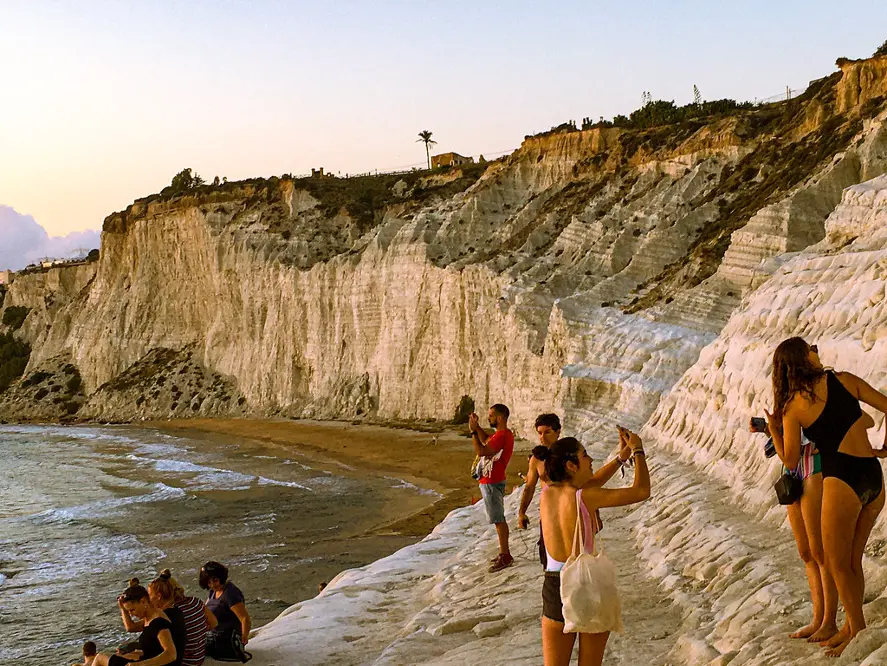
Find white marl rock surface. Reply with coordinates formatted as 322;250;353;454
5;56;887;666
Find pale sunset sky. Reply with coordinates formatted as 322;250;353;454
1;0;886;248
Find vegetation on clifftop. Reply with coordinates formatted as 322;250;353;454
109;161;491;241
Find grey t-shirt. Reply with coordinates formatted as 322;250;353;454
206;582;245;634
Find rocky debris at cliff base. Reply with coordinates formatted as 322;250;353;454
76;347;247;422
0;353;86;421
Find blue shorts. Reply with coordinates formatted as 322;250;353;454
480;481;507;524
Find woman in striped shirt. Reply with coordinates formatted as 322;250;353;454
162;570;217;666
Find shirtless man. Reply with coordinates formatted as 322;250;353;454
518;413;632;565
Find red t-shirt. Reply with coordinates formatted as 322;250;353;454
480;429;514;484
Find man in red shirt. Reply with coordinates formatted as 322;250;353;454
469;403;515;572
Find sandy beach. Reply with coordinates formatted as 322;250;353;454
152;418;534;537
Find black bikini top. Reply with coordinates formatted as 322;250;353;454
802;371;862;455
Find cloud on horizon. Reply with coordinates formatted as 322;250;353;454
0;205;101;271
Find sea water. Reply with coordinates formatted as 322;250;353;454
0;425;432;665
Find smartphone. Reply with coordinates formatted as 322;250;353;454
750;417;767;433
763;437;777;458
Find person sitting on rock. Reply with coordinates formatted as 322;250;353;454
71;640;97;666
110;573;186;666
469;404;515;572
518;413;632;568
536;430;650;666
200;561;252;661
91;584;178;666
161;569;217;666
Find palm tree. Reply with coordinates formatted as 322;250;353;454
417;130;437;170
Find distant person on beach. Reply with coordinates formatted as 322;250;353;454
200;561;252;661
518;413;632;568
161;569;217;666
535;430;650;666
91;584;178;666
469;403;515;572
768;338;887;657
71;640;97;666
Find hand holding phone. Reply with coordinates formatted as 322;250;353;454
749;416;767;433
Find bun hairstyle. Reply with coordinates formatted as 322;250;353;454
199;561;229;590
120;584;150;603
149;569;177;602
534;437;582;483
157;568;186;601
128;577;140;587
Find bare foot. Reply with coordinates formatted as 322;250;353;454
824;634;852;658
819;623;850;647
808;623;838;643
789;623;818;639
820;625;849;648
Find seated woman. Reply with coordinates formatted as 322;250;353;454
536;428;651;666
200;561;251;660
162;569;217;666
91;584;177;666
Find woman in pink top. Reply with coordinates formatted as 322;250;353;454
536;430;651;666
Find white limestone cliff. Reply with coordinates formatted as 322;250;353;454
4;55;887;666
242;172;887;666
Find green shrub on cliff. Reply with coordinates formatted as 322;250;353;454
2;306;30;331
876;39;887;57
0;332;30;394
532;97;755;139
162;168;206;196
452;395;475;424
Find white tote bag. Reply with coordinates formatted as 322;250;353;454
559;491;623;634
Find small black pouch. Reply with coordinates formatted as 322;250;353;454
774;472;803;505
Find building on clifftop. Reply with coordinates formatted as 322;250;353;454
431;152;474;168
0;270;14;285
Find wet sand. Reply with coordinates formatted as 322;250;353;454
151;418;532;537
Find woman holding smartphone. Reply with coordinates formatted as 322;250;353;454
751;415;835;642
767;338;887;657
535;428;650;666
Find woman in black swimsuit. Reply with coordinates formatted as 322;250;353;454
767;337;887;657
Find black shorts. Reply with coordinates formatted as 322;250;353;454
108;656;135;666
542;571;564;623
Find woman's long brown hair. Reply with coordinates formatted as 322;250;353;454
772;337;826;419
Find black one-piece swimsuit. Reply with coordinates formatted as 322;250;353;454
803;372;883;506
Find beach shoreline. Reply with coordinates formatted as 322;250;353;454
148;417;532;538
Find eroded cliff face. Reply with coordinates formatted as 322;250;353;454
246;173;887;666
1;59;887;439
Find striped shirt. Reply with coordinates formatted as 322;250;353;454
176;595;209;666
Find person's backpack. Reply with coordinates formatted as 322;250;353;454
206;630;252;663
559;490;623;634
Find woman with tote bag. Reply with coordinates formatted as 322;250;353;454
536;428;651;666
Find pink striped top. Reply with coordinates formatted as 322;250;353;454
176;595;209;666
